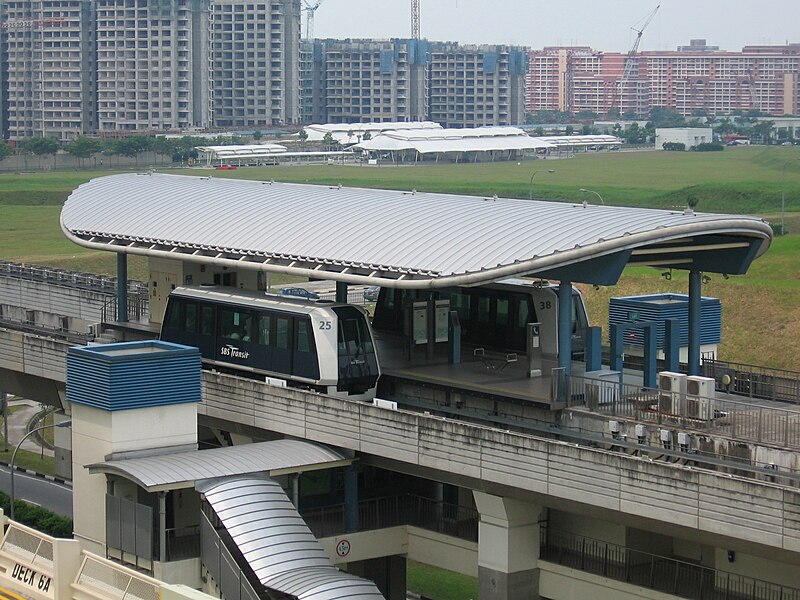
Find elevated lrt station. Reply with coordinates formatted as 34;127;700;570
41;172;800;600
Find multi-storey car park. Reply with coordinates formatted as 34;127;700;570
4;173;800;600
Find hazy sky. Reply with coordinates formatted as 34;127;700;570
312;0;798;52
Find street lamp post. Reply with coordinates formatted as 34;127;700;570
579;188;605;205
781;158;799;235
10;419;71;521
529;169;555;200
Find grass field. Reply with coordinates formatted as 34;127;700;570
0;145;798;369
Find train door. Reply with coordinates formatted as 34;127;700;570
292;317;319;380
272;314;293;374
197;304;216;357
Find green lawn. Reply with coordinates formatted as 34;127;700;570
1;145;799;368
407;561;478;600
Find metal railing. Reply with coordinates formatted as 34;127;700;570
702;358;800;405
564;373;800;451
0;260;147;296
100;292;149;323
165;525;200;562
301;494;479;542
541;527;800;600
74;553;161;600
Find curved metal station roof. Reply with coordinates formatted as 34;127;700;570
61;173;773;288
199;476;384;600
86;440;351;492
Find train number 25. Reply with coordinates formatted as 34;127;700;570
318;320;332;330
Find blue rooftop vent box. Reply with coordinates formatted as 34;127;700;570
67;340;201;411
608;293;721;349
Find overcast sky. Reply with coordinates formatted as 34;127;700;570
312;0;798;52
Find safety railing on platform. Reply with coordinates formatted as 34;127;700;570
73;553;161;600
564;373;800;451
301;494;479;542
540;527;800;600
702;358;800;404
100;293;149;324
0;260;147;296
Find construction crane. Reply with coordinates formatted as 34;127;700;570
411;0;420;40
615;4;659;115
302;0;324;40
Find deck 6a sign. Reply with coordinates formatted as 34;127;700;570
12;562;52;593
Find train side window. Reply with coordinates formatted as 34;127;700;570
199;305;214;335
184;303;198;332
496;298;509;325
164;299;182;329
276;317;290;349
258;314;272;346
296;319;311;353
221;309;252;341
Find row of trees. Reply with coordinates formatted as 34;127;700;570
525;107;780;145
0;133;256;167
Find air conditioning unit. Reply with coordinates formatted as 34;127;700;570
686;375;716;420
658;371;686;414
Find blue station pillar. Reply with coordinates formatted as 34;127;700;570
688;271;702;376
116;253;128;323
557;281;573;374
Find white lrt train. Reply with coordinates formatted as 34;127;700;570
372;278;589;357
160;286;380;401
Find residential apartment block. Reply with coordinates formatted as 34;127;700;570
428;42;527;128
0;0;301;141
526;42;800;118
95;0;210;133
1;0;95;141
305;39;527;127
210;0;300;128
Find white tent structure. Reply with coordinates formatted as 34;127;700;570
302;121;442;146
353;126;556;163
196;144;288;166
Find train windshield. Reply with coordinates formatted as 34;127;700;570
338;314;374;357
333;306;379;395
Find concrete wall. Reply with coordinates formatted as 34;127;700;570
0;278;109;324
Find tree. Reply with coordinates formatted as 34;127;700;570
565;125;574;136
298;129;309;149
0;140;12;162
253;130;263;141
751;121;775;145
362;131;372;141
322;131;335;150
19;136;60;169
66;136;103;168
649;106;685;128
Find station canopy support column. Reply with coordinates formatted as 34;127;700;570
117;253;128;323
688;271;702;375
336;281;348;303
557;281;573;374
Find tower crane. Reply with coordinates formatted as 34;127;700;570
614;4;659;115
411;0;420;40
302;0;324;40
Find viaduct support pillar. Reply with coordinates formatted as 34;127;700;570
473;492;542;600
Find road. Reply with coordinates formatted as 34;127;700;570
0;465;72;519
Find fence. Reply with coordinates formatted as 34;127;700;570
702;358;800;404
564;372;800;451
541;527;800;600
